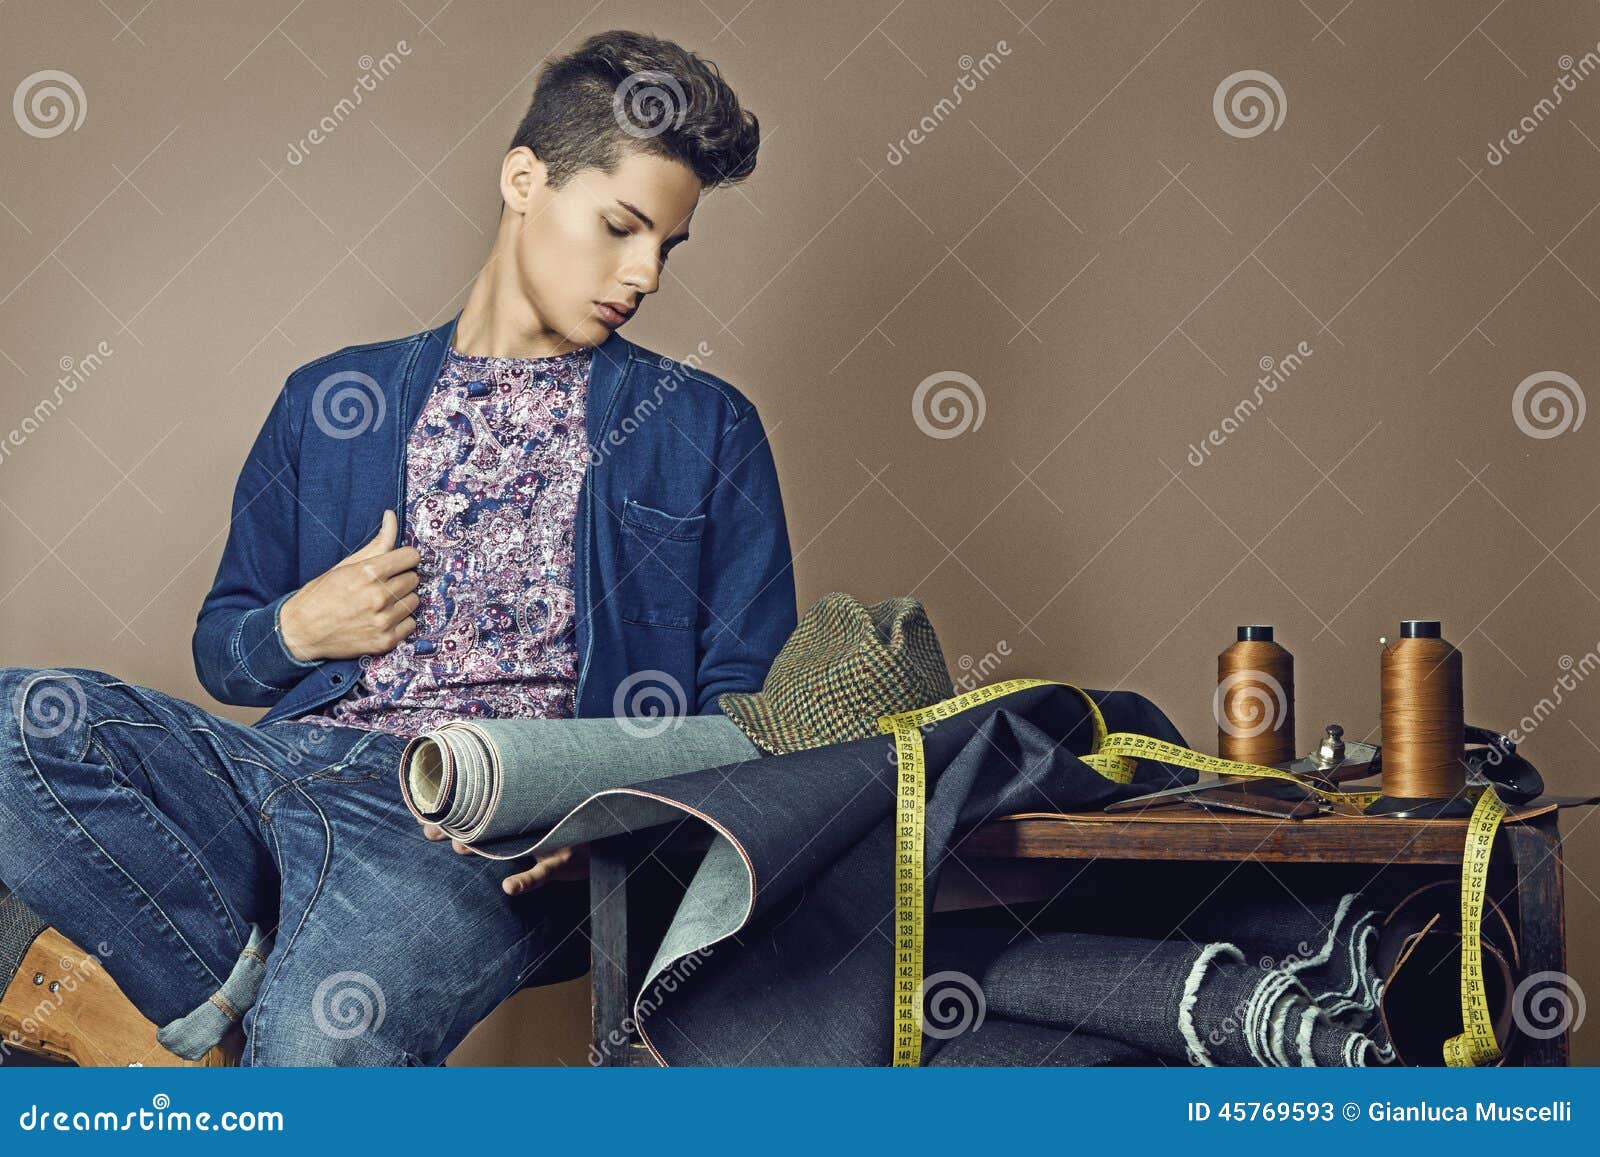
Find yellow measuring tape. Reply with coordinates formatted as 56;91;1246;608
876;677;1509;1068
1443;786;1509;1066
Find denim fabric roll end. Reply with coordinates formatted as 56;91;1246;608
155;924;270;1061
398;715;758;846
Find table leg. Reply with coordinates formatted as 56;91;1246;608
1505;812;1567;1066
588;834;633;1067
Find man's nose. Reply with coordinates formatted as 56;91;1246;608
618;258;660;297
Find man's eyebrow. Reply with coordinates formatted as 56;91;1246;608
615;199;691;242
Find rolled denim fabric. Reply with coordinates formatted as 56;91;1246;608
921;888;1393;1068
398;715;759;847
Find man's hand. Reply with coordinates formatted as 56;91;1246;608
279;510;422;662
422;822;590;895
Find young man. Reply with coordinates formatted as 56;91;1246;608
0;30;794;1067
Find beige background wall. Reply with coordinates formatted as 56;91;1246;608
3;0;1598;1065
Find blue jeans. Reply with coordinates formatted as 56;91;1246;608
0;666;588;1066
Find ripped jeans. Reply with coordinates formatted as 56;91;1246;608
0;667;589;1066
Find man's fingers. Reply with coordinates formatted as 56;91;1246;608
423;823;471;855
347;509;398;561
502;863;546;894
502;845;588;894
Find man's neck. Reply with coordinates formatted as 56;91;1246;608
452;254;590;359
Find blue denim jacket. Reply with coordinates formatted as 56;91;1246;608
192;310;797;728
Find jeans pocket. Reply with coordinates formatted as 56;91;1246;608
616;497;705;631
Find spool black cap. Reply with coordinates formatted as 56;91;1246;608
1400;619;1441;638
1237;625;1274;641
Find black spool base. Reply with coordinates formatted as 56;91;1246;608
1362;794;1475;820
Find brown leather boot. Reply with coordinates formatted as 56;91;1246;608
1;927;240;1067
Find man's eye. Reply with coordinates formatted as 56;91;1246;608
603;220;629;238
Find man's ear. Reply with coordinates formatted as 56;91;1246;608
500;146;548;214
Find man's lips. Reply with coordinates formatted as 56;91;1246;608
595;301;634;326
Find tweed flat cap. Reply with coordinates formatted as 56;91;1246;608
718;592;954;755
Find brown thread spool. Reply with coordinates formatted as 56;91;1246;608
1370;619;1469;818
1216;625;1295;765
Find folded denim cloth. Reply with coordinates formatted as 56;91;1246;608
921;888;1393;1067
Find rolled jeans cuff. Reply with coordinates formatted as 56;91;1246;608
155;924;270;1060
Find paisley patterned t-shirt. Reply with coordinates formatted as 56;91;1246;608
295;343;592;738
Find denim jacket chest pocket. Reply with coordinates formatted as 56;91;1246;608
616;497;707;630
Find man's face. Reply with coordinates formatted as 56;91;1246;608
505;147;702;347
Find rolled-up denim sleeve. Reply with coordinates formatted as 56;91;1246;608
191;382;319;706
694;406;797;714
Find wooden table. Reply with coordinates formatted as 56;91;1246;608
589;802;1568;1066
